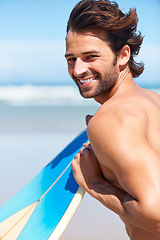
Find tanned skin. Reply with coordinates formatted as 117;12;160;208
65;29;160;240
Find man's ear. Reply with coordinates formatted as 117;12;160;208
118;45;130;67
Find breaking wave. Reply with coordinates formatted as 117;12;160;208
0;85;97;106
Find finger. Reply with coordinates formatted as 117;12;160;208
79;147;91;158
79;147;85;154
73;153;80;160
83;141;90;148
83;142;93;151
85;115;93;126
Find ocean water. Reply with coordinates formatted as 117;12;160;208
3;84;157;239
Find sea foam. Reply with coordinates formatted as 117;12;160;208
0;85;96;106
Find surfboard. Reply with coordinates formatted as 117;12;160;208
0;129;88;240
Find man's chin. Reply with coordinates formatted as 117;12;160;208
78;84;99;99
79;91;94;99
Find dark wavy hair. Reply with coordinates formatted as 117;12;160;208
66;0;144;78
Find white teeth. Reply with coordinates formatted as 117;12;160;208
79;77;96;84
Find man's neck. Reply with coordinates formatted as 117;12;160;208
94;67;132;105
108;67;131;99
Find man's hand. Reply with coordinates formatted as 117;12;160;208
71;142;104;192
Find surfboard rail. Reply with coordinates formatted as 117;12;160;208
48;187;85;240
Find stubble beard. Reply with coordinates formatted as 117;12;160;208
77;66;119;99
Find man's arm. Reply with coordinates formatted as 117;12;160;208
72;109;160;235
88;109;160;234
72;144;128;215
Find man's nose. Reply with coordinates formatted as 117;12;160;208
73;58;88;77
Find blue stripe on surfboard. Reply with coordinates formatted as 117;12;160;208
17;166;77;239
0;130;88;223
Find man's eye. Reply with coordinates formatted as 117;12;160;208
67;57;76;62
89;55;95;58
87;55;98;60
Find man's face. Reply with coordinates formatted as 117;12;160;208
65;29;120;103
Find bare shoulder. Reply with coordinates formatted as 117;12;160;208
144;88;160;100
87;99;149;175
88;99;148;141
87;98;160;201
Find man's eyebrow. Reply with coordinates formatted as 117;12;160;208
82;50;100;55
65;50;99;58
65;53;73;58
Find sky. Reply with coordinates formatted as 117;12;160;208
0;0;160;87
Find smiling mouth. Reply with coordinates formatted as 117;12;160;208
79;77;97;85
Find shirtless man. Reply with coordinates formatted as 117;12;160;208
65;1;160;239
